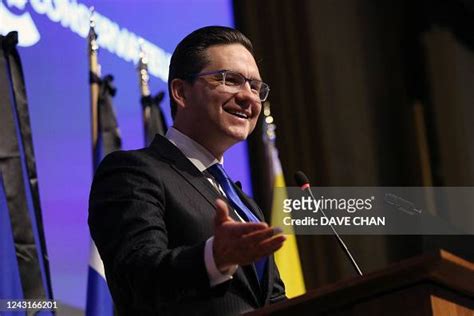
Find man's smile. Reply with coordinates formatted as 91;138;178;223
224;108;250;119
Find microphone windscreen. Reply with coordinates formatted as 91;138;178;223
294;171;309;187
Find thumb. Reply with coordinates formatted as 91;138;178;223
214;198;232;226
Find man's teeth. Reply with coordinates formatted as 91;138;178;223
227;110;248;119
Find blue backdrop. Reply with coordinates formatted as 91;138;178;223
1;0;252;309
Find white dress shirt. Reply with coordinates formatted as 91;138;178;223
166;127;238;287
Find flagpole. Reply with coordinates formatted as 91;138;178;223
86;8;115;316
137;40;153;145
88;7;100;170
137;40;167;145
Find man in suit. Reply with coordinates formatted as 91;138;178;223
89;26;286;315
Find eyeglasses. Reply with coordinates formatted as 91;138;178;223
189;69;270;102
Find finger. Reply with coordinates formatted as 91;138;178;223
214;199;232;226
241;227;278;244
260;240;285;258
224;221;269;236
239;234;287;264
258;234;287;253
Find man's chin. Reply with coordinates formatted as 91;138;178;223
230;128;251;140
222;130;250;146
226;123;256;139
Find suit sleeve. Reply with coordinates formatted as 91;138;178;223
88;151;226;311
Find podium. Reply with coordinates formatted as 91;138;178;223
247;250;474;315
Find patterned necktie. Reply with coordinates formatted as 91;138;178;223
207;163;267;282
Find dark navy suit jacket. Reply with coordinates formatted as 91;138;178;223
88;135;286;315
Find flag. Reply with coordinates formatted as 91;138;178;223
262;104;306;298
0;31;53;308
91;74;122;170
0;174;25;316
141;91;167;145
86;243;114;316
86;12;120;314
137;46;167;145
86;73;121;316
269;145;306;298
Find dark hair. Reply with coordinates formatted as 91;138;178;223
168;26;255;119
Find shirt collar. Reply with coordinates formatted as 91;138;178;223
165;127;223;172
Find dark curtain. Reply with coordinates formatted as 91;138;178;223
234;0;474;289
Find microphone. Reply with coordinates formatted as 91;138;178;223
294;171;363;276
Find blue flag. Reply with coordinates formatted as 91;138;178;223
86;56;120;315
86;244;114;316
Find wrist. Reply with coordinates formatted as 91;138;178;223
205;237;237;287
213;244;232;273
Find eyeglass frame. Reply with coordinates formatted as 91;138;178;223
186;69;270;102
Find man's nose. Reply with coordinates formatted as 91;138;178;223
236;81;260;104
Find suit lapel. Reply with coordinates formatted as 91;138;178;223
233;183;271;302
234;183;265;222
237;185;280;305
171;164;219;208
150;135;268;306
149;135;219;209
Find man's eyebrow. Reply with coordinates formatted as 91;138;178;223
244;72;263;81
225;69;262;81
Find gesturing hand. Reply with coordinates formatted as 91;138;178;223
212;198;286;272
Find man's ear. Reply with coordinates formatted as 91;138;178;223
170;78;187;110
